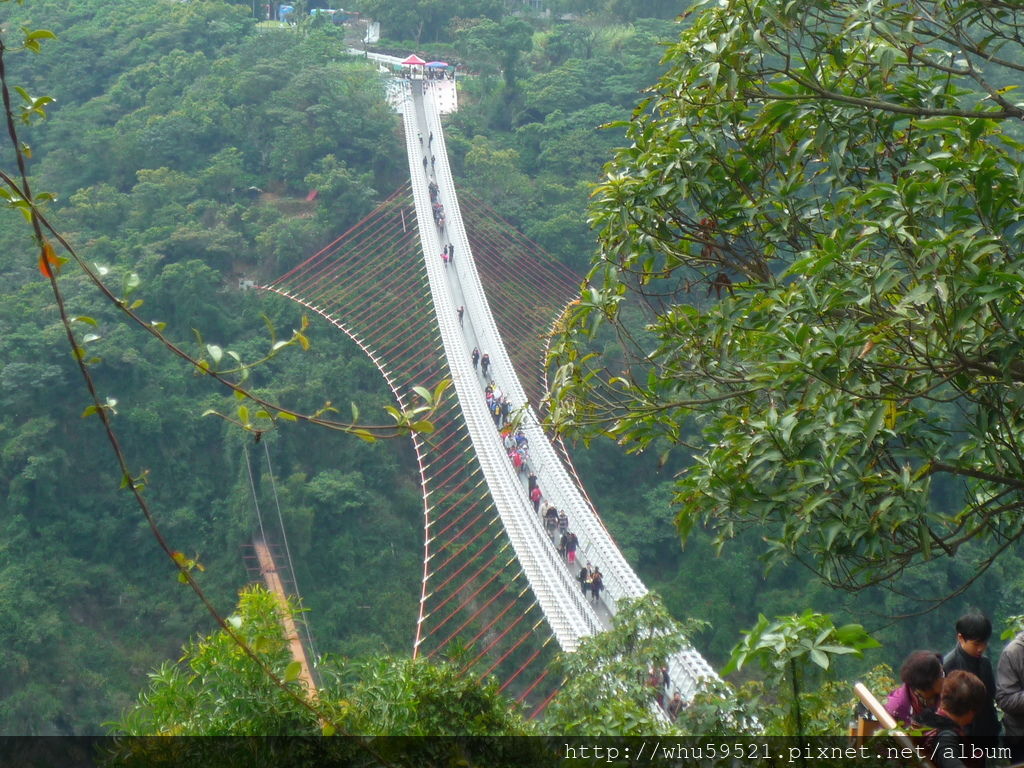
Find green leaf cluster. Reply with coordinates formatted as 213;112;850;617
551;0;1024;600
725;611;879;739
109;586;538;752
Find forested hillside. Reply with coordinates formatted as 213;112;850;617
0;0;422;734
0;0;1016;737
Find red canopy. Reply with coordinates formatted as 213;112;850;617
401;54;426;66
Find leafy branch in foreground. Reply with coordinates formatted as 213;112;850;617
1;163;444;440
725;611;879;740
549;0;1024;603
0;16;441;737
544;593;716;735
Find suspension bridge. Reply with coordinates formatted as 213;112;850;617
253;63;720;716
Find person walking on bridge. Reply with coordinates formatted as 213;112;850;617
481;352;490;378
471;347;479;369
578;562;592;598
590;568;603;604
565;531;579;564
544;505;558;534
668;692;685;721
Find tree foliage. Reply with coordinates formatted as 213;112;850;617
544;593;705;735
451;16;532;90
353;0;502;44
0;0;429;734
111;587;320;736
546;0;682;23
110;588;539;765
551;0;1024;601
726;611;878;740
7;0;1018;737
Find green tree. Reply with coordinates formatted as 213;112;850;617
452;16;532;91
0;1;440;733
111;587;541;762
303;154;377;234
725;611;878;740
548;0;680;22
111;587;321;736
544;593;713;735
604;0;682;22
536;23;595;67
550;0;1024;602
519;61;590;118
353;0;502;44
342;656;533;736
462;135;530;202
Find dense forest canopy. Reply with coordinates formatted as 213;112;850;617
0;0;1017;738
0;0;421;734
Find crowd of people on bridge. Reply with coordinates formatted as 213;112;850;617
422;113;621;696
877;611;1024;768
468;333;612;616
399;66;456;81
477;354;616;617
427;177;446;232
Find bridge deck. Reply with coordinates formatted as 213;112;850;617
406;78;720;697
402;80;603;651
261;67;721;708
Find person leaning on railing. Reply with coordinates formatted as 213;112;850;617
886;650;945;727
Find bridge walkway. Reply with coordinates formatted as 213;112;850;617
406;77;721;699
401;79;604;652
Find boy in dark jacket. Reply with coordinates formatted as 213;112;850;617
943;612;1001;764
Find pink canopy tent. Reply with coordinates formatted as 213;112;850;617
401;54;426;66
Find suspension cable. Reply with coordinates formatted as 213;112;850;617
263;440;321;670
